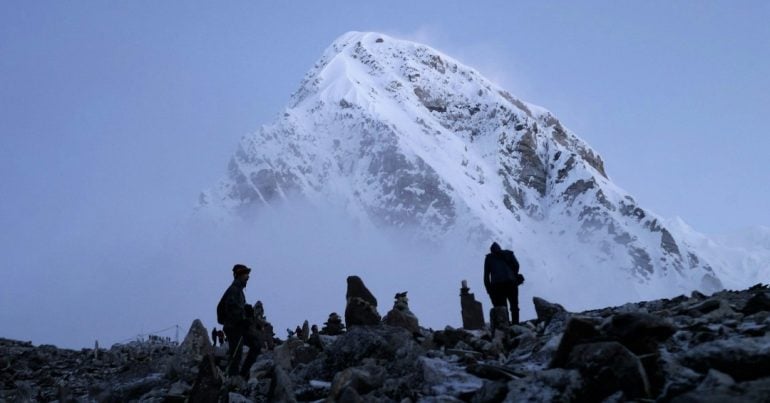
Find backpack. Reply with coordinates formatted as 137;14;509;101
216;295;227;325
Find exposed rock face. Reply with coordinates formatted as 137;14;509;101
3;283;770;402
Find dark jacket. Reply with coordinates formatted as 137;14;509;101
484;244;520;290
220;278;248;328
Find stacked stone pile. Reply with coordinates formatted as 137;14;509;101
3;282;770;402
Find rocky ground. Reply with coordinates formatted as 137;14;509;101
3;281;770;402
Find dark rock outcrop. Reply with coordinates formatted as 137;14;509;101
344;276;381;327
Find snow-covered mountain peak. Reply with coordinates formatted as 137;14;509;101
197;32;770;306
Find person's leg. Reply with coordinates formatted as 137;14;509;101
240;335;261;378
489;283;506;307
224;327;244;376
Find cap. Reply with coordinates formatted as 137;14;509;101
232;264;251;276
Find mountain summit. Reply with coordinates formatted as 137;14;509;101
200;32;725;303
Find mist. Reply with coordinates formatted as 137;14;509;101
1;197;488;349
4;185;703;351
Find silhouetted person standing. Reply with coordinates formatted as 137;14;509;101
484;242;524;324
217;264;260;379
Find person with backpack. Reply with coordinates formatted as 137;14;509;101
217;264;260;379
483;241;525;324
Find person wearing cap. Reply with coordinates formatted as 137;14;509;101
483;242;524;324
217;264;260;378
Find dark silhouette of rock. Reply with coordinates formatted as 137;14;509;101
346;275;377;306
533;296;567;324
269;365;298;403
321;312;346;335
602;312;677;355
188;354;222;403
301;320;310;342
382;291;420;333
179;319;212;361
680;336;770;381
345;276;381;327
550;316;602;368
460;280;485;330
741;291;770;315
329;365;386;399
566;341;651;400
489;306;510;332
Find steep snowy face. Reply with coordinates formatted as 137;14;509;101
201;32;721;295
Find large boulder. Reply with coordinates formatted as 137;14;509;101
601;312;677;355
329;364;387;400
565;341;651;400
178;319;213;361
550;317;601;368
533;297;567;324
741;292;770;315
679;336;770;381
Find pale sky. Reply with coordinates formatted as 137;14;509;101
1;1;768;348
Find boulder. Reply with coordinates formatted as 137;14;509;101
741;292;770;315
178;319;212;361
383;308;420;334
566;341;651;400
602;312;677;354
533;297;567;324
188;354;222;403
680;336;770;381
329;365;386;399
269;365;298;403
550;317;601;368
489;306;510;332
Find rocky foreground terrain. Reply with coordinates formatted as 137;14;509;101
3;280;770;402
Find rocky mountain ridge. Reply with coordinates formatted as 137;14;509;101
4;281;770;402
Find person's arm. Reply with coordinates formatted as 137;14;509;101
483;256;492;292
511;252;520;274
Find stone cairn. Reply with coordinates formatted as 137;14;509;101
320;312;345;335
459;280;485;330
382;291;420;333
344;275;381;327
